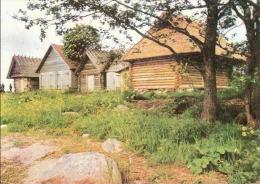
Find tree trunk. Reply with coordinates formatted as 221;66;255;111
255;2;260;129
245;26;257;127
201;2;218;122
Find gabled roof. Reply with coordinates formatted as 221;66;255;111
36;44;78;73
7;55;41;79
36;44;112;73
121;17;244;62
85;49;112;72
107;62;129;72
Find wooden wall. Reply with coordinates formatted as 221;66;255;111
180;65;230;88
39;49;76;90
14;78;39;92
130;59;181;90
130;59;231;90
79;68;103;92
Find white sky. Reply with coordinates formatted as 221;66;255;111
0;0;246;89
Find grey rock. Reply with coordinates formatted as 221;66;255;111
116;105;129;111
62;111;80;116
102;138;123;153
1;124;7;129
82;133;90;138
24;152;122;184
2;143;57;165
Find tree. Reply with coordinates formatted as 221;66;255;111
231;0;260;128
63;24;100;75
15;0;233;122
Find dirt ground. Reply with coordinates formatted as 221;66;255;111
1;132;227;184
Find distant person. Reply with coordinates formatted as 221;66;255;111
9;84;12;92
1;83;5;92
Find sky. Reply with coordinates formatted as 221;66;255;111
1;0;63;88
1;0;247;89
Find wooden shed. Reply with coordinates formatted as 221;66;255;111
78;50;112;92
36;44;113;92
106;62;129;91
120;18;243;90
7;55;41;92
36;44;79;90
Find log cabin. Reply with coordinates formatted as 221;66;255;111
120;17;244;90
36;44;112;92
7;55;41;92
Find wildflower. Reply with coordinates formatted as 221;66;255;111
242;132;247;137
242;126;247;131
250;130;255;135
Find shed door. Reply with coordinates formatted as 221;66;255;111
20;79;25;92
115;73;121;89
87;75;95;91
57;72;62;89
62;71;70;89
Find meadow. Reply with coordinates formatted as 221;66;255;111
1;90;259;184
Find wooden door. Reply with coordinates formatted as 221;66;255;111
87;75;95;91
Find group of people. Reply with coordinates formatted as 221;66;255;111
0;83;12;92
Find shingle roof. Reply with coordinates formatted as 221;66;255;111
36;44;78;72
85;49;112;72
121;17;244;62
7;55;41;78
36;44;112;73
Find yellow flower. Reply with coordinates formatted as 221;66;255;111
250;130;255;135
242;126;247;131
242;132;247;137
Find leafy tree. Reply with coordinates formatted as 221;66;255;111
15;0;234;122
63;24;100;63
230;0;260;128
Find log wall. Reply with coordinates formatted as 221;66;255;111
130;59;231;90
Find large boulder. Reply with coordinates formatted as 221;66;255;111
2;143;57;165
102;138;123;153
24;152;122;184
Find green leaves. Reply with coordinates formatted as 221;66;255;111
63;24;101;62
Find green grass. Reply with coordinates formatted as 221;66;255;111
1;90;259;184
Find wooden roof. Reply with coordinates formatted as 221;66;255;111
36;44;78;72
36;44;111;73
121;17;244;62
7;55;41;79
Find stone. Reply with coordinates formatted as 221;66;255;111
102;138;123;153
1;124;7;129
2;143;57;165
62;111;80;116
24;152;122;184
115;105;129;111
82;133;90;138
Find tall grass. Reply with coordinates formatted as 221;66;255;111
1;90;259;183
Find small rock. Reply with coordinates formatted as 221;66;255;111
102;138;123;153
1;124;7;129
115;105;129;111
62;112;80;116
82;133;90;138
24;152;122;184
235;112;247;125
2;143;57;165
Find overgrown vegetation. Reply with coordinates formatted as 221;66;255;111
1;90;259;183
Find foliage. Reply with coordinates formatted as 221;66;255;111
63;24;100;62
1;91;259;183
